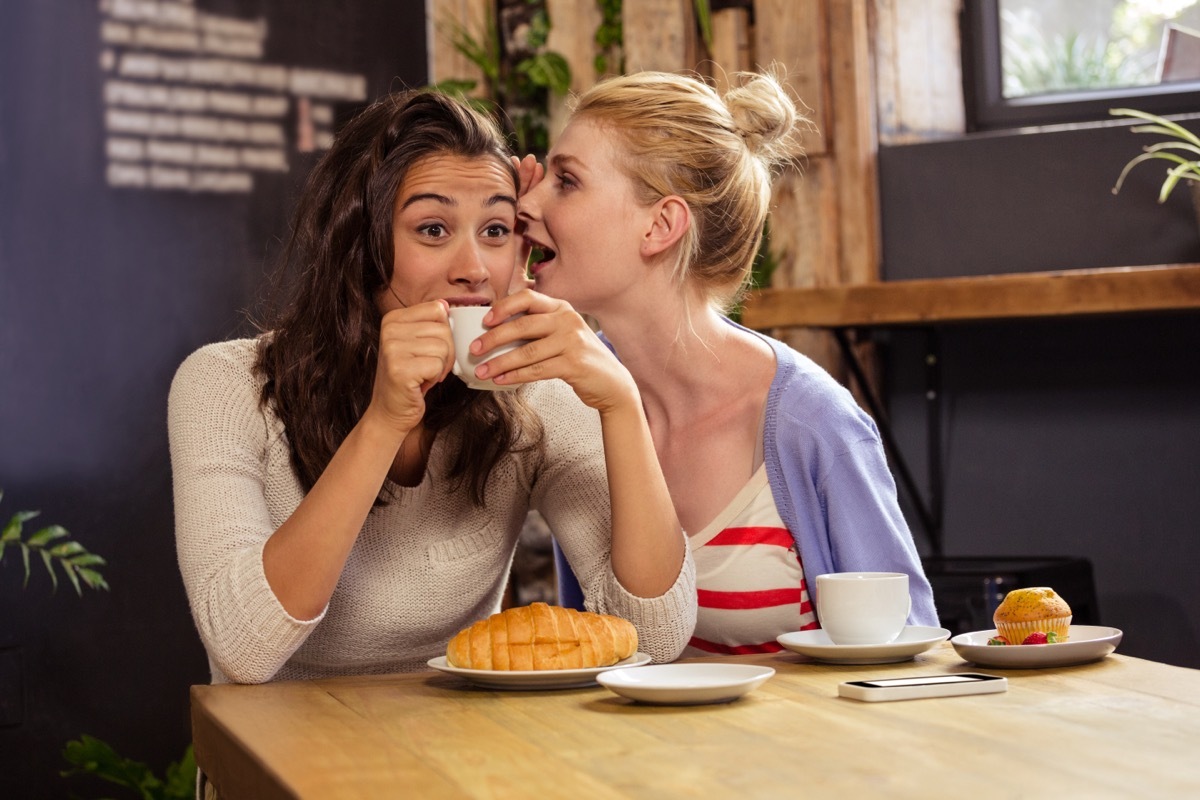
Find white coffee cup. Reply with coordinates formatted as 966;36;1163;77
447;306;528;392
815;572;911;646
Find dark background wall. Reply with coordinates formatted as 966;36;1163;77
877;118;1200;669
0;2;427;796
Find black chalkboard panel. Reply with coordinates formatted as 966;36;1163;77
0;2;426;795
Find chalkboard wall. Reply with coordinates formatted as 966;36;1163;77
0;2;427;795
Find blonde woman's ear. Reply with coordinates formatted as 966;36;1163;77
640;195;691;258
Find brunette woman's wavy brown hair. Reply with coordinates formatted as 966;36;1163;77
256;89;542;505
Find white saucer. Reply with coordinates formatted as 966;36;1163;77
427;652;652;690
951;625;1123;669
776;626;952;664
596;663;775;705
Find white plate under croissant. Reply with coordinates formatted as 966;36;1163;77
428;652;652;689
432;603;648;689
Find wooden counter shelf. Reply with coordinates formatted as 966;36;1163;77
740;263;1200;330
739;263;1200;557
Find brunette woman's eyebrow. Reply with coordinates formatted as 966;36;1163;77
399;193;516;210
400;192;454;210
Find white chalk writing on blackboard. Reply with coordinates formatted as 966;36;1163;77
100;0;366;193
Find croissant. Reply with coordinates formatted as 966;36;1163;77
446;602;638;670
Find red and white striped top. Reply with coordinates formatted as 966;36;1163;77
682;465;819;657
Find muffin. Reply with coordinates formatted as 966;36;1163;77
993;587;1072;644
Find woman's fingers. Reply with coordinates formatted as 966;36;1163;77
372;301;454;428
512;154;545;196
467;293;633;410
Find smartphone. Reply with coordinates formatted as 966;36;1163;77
838;673;1007;702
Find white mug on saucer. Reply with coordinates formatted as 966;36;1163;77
815;572;911;646
448;306;528;392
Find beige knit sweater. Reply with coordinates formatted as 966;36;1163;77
168;339;696;684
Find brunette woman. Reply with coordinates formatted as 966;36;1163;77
168;90;694;684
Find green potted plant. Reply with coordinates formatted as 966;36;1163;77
1109;107;1200;231
3;492;192;796
1;489;108;595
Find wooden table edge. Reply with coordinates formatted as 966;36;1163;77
740;263;1200;329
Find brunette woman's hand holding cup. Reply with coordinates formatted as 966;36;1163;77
369;300;455;434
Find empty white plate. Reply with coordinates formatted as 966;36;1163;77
596;663;775;705
776;626;952;664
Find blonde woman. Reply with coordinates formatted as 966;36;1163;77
488;71;936;656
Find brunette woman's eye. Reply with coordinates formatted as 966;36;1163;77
419;223;447;238
483;223;511;239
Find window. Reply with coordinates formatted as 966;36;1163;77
964;0;1200;130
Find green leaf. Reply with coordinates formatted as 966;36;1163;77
69;552;108;567
1110;117;1200;202
20;544;31;588
163;746;198;799
77;567;110;592
61;560;83;596
439;13;500;84
3;509;40;542
27;524;69;548
694;0;713;50
527;8;551;49
1112;107;1200;148
62;734;165;799
50;540;86;559
520;52;571;95
40;549;58;592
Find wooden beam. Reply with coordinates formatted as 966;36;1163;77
872;0;965;144
546;0;603;141
623;0;697;72
710;7;752;94
740;264;1200;329
754;0;828;158
828;0;880;285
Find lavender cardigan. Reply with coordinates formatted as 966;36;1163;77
557;321;938;628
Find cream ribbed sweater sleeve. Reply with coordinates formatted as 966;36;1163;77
168;341;322;684
527;383;697;663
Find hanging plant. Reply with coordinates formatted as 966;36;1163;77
431;1;571;156
1;490;108;595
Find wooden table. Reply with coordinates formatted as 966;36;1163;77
191;643;1200;798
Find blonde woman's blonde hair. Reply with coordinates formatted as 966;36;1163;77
571;68;806;311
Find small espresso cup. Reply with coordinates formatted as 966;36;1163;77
815;572;911;646
447;306;528;392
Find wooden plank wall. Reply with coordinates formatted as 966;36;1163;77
426;0;492;93
873;0;965;145
427;0;957;381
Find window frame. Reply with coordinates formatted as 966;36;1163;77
963;0;1200;131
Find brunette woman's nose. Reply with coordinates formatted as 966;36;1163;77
450;243;489;285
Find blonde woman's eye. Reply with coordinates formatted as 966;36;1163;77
556;173;576;190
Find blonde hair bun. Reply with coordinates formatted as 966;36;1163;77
723;71;803;168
